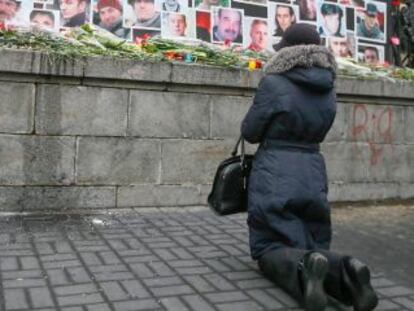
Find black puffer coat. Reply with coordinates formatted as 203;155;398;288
241;45;337;260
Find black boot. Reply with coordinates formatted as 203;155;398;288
300;252;329;311
343;258;378;311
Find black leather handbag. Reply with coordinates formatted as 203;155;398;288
208;136;254;216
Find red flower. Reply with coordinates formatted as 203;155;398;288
391;0;400;6
0;22;5;31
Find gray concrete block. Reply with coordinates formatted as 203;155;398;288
210;95;251;138
0;135;75;185
76;137;160;185
405;107;414;143
324;102;348;142
0;186;115;212
322;142;370;182
171;63;261;89
161;139;233;184
346;103;405;144
36;85;128;136
0;82;34;133
118;185;202;207
0;49;83;77
129;91;209;138
366;145;410;183
336;78;414;100
83;57;171;82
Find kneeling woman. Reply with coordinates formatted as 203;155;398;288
241;23;378;311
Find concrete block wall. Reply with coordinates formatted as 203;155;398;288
0;49;413;212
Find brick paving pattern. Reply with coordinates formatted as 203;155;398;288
0;206;413;311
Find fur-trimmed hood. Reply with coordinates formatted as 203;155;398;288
264;45;337;77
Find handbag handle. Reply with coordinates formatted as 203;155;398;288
231;135;245;157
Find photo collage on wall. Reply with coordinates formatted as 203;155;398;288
2;0;387;63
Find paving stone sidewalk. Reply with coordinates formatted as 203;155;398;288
0;205;413;311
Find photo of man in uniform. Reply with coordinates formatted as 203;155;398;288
58;0;89;27
95;0;128;38
212;8;243;44
356;2;384;41
128;0;160;28
246;19;268;52
273;5;295;37
318;3;344;37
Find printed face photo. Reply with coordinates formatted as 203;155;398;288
124;0;161;28
243;17;269;52
268;3;297;37
297;0;316;21
93;0;123;28
317;2;345;37
193;0;228;11
1;0;33;26
161;11;187;37
212;7;243;44
59;0;87;19
355;1;386;43
30;9;58;31
160;0;187;13
357;43;383;64
0;0;18;22
327;33;355;58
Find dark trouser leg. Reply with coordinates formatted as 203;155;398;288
258;247;309;302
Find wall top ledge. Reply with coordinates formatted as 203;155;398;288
1;48;414;100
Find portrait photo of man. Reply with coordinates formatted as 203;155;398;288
272;4;296;37
58;0;90;27
358;44;383;64
356;2;385;42
245;18;268;52
127;0;160;28
161;11;186;37
93;0;128;38
212;7;243;44
297;0;316;21
30;9;57;31
327;34;355;58
317;3;345;37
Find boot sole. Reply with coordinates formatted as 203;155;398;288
348;260;378;311
305;254;329;311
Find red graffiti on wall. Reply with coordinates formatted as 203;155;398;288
351;104;393;166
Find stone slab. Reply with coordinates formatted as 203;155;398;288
210;95;251;138
0;82;34;133
0;135;75;185
0;49;83;77
83;56;171;82
76;137;160;185
129;91;210;138
161;139;233;184
36;85;128;136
